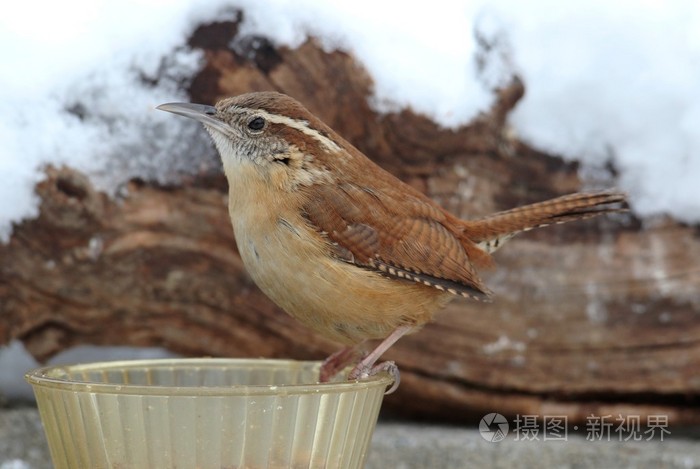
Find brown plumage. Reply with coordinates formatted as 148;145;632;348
158;92;628;389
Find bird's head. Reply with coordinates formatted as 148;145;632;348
157;92;341;191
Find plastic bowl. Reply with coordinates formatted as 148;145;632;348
25;358;393;469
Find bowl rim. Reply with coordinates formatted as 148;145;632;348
24;357;394;396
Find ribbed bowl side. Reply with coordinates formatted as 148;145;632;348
27;359;390;469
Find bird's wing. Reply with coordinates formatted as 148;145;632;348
302;181;492;300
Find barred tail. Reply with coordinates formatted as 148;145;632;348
462;191;627;254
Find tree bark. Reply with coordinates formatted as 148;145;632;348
2;15;699;424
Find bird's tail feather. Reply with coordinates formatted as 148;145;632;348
461;191;627;254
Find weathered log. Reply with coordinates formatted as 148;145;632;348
2;15;699;424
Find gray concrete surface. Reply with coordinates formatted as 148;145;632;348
369;422;700;469
1;406;699;468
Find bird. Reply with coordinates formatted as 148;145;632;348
157;91;626;393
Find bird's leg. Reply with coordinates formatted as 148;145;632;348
319;342;366;382
348;325;413;394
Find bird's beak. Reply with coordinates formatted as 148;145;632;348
156;102;228;133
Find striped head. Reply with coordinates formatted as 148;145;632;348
158;92;341;191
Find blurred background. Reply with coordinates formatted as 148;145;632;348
1;0;699;466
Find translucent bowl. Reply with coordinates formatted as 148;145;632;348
25;358;393;469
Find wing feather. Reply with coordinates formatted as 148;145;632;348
303;182;492;300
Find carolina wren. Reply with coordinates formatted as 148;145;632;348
158;92;626;392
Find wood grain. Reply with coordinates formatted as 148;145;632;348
2;14;699;424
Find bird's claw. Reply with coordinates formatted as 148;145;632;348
348;360;400;394
319;347;366;382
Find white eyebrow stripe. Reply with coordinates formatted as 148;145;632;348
238;107;341;152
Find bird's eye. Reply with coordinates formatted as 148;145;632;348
247;116;265;131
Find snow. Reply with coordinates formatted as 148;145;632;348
1;0;699;395
499;0;700;222
236;1;495;121
1;0;699;241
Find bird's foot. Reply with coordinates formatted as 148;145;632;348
348;360;400;394
319;346;364;382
